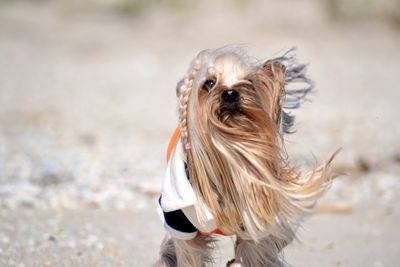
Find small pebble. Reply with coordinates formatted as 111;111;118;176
1;236;10;244
67;240;76;249
87;235;98;244
325;242;334;250
96;242;104;250
27;239;35;247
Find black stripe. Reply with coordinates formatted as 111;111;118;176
159;196;197;233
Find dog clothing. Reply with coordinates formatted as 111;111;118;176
158;128;227;240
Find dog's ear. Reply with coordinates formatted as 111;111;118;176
260;61;286;123
262;61;286;83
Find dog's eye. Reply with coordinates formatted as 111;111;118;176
203;79;216;91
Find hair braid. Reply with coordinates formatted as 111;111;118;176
179;58;201;150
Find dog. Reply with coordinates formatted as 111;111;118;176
154;46;336;267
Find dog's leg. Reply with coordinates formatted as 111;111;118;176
154;234;215;267
228;235;292;267
153;234;177;267
174;235;215;267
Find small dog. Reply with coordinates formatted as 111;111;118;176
155;46;336;267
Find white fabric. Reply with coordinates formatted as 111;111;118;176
160;140;196;212
159;140;218;234
164;222;198;240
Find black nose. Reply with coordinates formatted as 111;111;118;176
221;89;240;103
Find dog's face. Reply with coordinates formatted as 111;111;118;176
197;52;285;132
176;47;333;240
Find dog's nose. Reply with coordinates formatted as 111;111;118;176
221;89;240;103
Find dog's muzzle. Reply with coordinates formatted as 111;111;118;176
220;89;241;114
221;89;240;104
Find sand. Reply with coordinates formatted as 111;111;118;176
0;1;399;266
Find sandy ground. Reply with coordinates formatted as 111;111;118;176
0;1;400;266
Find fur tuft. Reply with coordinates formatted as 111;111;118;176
268;48;314;133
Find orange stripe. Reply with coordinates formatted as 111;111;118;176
166;127;181;163
199;228;227;236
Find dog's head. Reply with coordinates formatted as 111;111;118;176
176;46;334;239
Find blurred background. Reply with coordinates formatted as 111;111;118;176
0;0;399;266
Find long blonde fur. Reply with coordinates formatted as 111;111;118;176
178;46;336;240
156;46;337;267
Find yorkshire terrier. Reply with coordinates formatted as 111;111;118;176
154;46;336;267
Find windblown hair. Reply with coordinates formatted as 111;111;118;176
176;46;336;241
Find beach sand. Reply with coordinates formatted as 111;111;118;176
1;1;399;266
